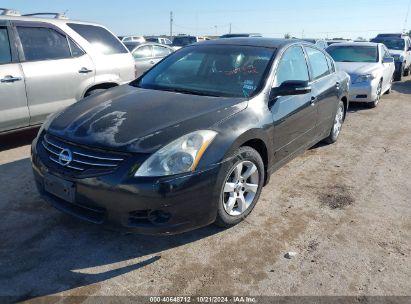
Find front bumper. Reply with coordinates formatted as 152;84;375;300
31;134;226;235
348;79;379;103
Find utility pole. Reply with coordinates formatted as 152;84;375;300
170;11;173;38
214;25;218;35
404;0;411;33
229;23;232;34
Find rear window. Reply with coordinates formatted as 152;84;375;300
173;36;197;47
67;23;128;55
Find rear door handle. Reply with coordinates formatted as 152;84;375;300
78;67;93;74
1;75;22;83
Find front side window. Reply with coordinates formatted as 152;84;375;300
0;27;12;64
275;46;309;86
67;23;128;55
305;47;331;80
17;27;71;61
132;45;275;98
327;46;378;63
133;46;152;59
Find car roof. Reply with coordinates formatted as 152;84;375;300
0;14;103;27
129;42;173;51
194;38;298;49
328;42;379;47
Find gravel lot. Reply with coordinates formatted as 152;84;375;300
0;78;410;302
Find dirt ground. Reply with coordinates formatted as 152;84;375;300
0;78;410;302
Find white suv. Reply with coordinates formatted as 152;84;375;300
0;9;136;133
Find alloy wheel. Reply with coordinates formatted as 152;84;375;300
223;161;259;216
375;82;382;106
332;104;344;139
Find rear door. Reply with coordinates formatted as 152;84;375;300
0;22;29;132
381;45;395;89
304;46;339;139
132;45;154;77
13;21;96;126
271;45;317;162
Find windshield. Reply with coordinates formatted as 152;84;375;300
327;46;378;63
173;36;197;46
131;45;275;98
371;38;405;50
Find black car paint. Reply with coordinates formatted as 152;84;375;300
32;38;350;234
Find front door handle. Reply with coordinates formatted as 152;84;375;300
1;75;22;83
310;96;318;105
149;60;155;64
78;67;93;74
335;82;340;88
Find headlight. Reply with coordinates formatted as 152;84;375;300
352;73;376;83
134;130;217;177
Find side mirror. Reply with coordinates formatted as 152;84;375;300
270;80;311;99
383;57;394;63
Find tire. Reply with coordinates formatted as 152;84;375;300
394;66;404;82
323;100;345;144
85;88;106;97
367;80;382;108
215;146;264;228
404;67;410;77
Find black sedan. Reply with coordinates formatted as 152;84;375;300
31;38;350;235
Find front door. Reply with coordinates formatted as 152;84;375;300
270;45;318;162
0;24;29;132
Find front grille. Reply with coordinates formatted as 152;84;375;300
41;134;126;174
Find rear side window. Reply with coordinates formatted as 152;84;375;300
67;23;128;55
305;47;330;80
0;27;12;64
275;46;310;86
153;45;171;57
17;27;71;61
68;38;85;57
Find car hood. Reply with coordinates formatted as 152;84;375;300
47;85;247;153
336;62;379;76
388;50;404;56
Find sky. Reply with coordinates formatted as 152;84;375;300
2;0;411;39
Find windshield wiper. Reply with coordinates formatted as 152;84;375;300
165;87;224;97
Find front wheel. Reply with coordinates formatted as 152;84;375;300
215;147;264;228
404;67;410;77
323;100;345;144
367;80;382;108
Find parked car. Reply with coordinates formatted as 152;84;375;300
220;33;262;38
171;35;200;50
0;9;135;134
129;42;174;77
31;38;350;235
326;39;352;46
327;42;395;108
145;36;173;45
121;35;145;43
301;38;328;49
371;34;411;81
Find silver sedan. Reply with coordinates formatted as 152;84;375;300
124;42;174;78
327;42;395;108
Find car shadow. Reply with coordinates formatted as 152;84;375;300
392;79;411;94
0;128;39;152
0;157;224;302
